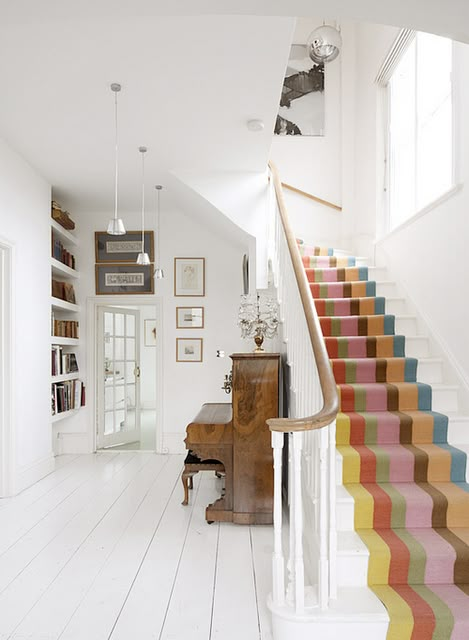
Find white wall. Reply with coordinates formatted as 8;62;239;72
353;28;469;396
0;137;54;493
269;19;356;250
61;197;246;454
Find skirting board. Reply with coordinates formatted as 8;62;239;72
55;431;93;455
162;432;186;454
16;453;55;494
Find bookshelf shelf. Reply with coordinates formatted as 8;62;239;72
52;372;80;383
50;212;84;428
52;408;80;424
51;258;79;280
51;297;79;313
51;336;79;346
51;218;78;246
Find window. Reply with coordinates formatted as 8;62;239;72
388;32;454;229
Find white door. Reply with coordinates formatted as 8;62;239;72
97;306;141;448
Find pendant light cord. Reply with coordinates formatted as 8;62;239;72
141;150;145;252
114;89;119;223
157;188;160;262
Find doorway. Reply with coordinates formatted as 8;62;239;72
94;300;161;451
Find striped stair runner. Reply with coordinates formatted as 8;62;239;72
301;244;469;640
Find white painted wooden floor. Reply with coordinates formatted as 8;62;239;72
0;452;273;640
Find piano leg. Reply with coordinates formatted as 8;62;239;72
181;470;195;506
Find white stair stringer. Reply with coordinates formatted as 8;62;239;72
269;586;389;640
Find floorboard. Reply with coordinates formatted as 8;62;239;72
0;454;274;640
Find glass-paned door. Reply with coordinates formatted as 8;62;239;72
97;306;141;448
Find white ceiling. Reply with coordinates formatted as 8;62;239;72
0;1;467;215
0;13;295;213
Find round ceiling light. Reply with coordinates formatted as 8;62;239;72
247;119;265;132
306;25;342;64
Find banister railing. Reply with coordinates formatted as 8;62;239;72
267;161;339;618
281;181;343;212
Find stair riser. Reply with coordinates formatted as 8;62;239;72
395;317;418;336
385;299;407;315
270;615;388;640
337;553;369;587
448;418;469;445
432;388;459;413
417;361;443;384
376;282;398;297
403;337;430;358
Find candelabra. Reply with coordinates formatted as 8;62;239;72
238;293;279;352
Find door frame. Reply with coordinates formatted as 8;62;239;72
87;296;163;453
0;239;15;496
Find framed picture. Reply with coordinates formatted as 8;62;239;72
95;230;154;263
174;257;205;297
176;338;203;362
95;264;154;295
144;319;157;346
274;44;325;136
176;306;204;329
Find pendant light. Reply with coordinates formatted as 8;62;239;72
107;83;126;235
306;24;342;64
154;185;164;279
136;146;151;266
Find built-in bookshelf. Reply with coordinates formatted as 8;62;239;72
50;211;84;423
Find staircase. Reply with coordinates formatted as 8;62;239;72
300;241;469;640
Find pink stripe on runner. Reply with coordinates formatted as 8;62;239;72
328;283;344;297
365;384;388;411
341;317;358;335
323;269;337;282
430;584;469;640
408;528;456;584
379;445;415;482
347;338;368;358
390;482;434;527
375;412;401;444
334;300;351;315
355;360;378;383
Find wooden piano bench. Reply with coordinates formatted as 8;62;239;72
181;451;225;506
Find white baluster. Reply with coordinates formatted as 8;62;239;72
292;432;305;613
272;431;285;607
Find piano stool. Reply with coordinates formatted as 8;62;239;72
181;451;225;506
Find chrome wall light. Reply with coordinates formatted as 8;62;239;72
136;146;151;266
306;24;342;64
154;185;164;279
107;83;126;235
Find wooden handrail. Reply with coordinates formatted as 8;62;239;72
267;162;339;433
281;182;342;212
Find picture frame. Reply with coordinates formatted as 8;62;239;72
144;319;157;346
274;44;325;137
176;338;203;362
95;264;154;295
95;230;154;263
174;257;205;297
176;306;204;329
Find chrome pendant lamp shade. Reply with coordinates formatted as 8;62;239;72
136;146;151;266
154;185;164;279
307;24;342;64
107;83;126;235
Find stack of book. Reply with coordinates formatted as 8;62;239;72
52;233;76;269
51;379;85;415
51;316;79;339
51;201;75;231
51;347;79;376
52;279;76;304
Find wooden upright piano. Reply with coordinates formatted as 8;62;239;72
183;352;280;524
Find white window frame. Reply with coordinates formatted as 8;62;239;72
377;30;460;236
